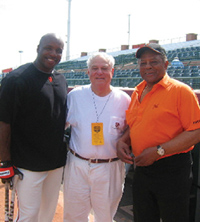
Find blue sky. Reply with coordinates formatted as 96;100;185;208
0;0;200;72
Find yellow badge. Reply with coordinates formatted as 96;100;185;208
91;123;104;145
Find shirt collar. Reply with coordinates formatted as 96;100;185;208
157;73;171;89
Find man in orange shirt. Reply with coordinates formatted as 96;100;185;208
117;43;200;222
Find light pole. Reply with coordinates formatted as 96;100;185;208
19;50;23;65
128;14;131;49
66;0;72;61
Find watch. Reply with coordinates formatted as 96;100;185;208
157;145;165;156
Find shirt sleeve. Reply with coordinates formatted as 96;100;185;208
178;85;200;131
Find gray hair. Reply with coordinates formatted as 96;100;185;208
87;52;115;69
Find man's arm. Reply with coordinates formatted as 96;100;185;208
116;127;134;164
135;128;200;166
0;121;11;162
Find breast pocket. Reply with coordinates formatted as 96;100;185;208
109;116;125;136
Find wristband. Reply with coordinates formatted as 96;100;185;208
0;162;14;179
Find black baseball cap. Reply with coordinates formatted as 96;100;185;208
136;43;167;58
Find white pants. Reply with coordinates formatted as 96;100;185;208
63;152;125;222
15;167;64;222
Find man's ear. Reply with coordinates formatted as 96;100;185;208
36;45;39;53
165;60;169;69
111;68;114;77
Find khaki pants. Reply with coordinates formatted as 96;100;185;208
63;152;125;222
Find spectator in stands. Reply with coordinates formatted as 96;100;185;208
63;52;131;222
171;56;184;68
116;43;200;222
0;33;68;221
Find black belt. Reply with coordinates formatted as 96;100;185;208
69;148;119;163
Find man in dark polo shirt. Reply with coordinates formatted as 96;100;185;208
0;33;68;221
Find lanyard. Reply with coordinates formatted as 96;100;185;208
92;91;111;122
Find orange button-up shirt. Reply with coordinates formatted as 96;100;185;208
126;74;200;158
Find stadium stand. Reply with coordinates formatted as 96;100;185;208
55;34;200;89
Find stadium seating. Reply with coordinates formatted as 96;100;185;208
58;63;200;89
55;39;200;89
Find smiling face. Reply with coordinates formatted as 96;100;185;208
88;55;114;95
138;50;169;87
34;34;64;73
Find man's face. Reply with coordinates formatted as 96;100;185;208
36;36;64;73
88;56;114;88
138;50;169;86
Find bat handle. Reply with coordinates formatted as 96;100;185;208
9;175;19;222
5;181;10;222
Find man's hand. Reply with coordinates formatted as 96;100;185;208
0;161;14;181
0;161;23;188
116;140;134;164
134;147;158;166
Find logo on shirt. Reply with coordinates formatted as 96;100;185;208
114;122;120;129
193;120;200;124
153;104;159;109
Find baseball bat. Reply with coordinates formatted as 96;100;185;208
9;175;19;222
5;181;10;222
